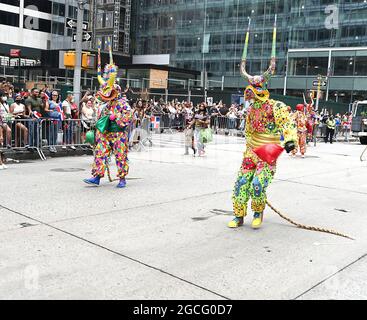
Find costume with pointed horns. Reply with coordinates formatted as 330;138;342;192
84;39;133;188
229;16;297;229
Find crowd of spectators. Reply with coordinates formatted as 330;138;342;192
311;109;353;143
0;80;98;153
0;77;356;161
128;97;247;135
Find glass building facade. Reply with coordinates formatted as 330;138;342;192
132;0;367;103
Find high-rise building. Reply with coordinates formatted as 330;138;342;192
92;0;131;55
0;0;131;84
0;0;96;54
133;0;367;103
0;0;131;68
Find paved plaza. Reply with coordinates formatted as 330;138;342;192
1;134;367;300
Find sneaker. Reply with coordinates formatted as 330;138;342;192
251;212;264;229
83;176;101;186
0;164;5;170
62;146;67;150
117;178;127;188
228;217;244;228
69;146;76;150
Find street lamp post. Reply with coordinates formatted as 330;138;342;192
202;0;207;102
73;0;86;106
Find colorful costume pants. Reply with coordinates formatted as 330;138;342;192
306;121;314;141
92;130;129;179
232;147;276;217
292;131;307;155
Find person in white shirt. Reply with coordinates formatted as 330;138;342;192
10;94;29;147
61;92;75;149
81;96;96;143
0;90;12;149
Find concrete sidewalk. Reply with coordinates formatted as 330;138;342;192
0;134;366;300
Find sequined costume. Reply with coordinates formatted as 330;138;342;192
84;39;132;188
229;17;297;229
292;104;308;157
305;95;316;142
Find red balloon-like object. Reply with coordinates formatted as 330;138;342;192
253;144;284;165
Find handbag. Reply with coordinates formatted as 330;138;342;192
56;131;63;145
4;113;14;125
96;115;127;133
95;115;110;133
200;128;213;144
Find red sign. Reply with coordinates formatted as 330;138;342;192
10;49;21;58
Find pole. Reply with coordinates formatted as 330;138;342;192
325;49;332;101
18;57;21;83
73;0;85;106
315;74;321;111
283;52;289;96
202;0;207;102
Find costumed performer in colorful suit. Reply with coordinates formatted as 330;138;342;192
291;104;308;158
84;39;132;188
229;16;297;230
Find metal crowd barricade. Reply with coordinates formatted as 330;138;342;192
0;118;46;160
214;116;245;137
151;112;186;133
158;113;174;133
1;115;250;161
128;115;154;152
39;118;95;152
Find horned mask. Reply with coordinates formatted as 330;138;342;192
240;16;277;102
97;38;120;102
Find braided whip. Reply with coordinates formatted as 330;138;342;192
97;148;354;240
106;161;119;182
266;200;354;240
361;146;367;162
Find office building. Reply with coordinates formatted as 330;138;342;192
133;0;367;103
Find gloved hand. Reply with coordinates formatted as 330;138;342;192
284;141;296;153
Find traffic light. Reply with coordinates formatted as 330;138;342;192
63;51;96;70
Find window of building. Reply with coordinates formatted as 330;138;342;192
68;5;77;19
52;2;65;17
332;56;355;76
288;57;308;76
24;0;52;14
328;91;352;104
355;51;367;76
0;11;19;27
52;21;64;36
0;0;20;6
308;56;328;76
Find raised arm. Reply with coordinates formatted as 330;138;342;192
272;100;297;151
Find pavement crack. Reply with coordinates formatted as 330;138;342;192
0;203;231;300
276;179;367;195
294;253;367;300
47;190;232;224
